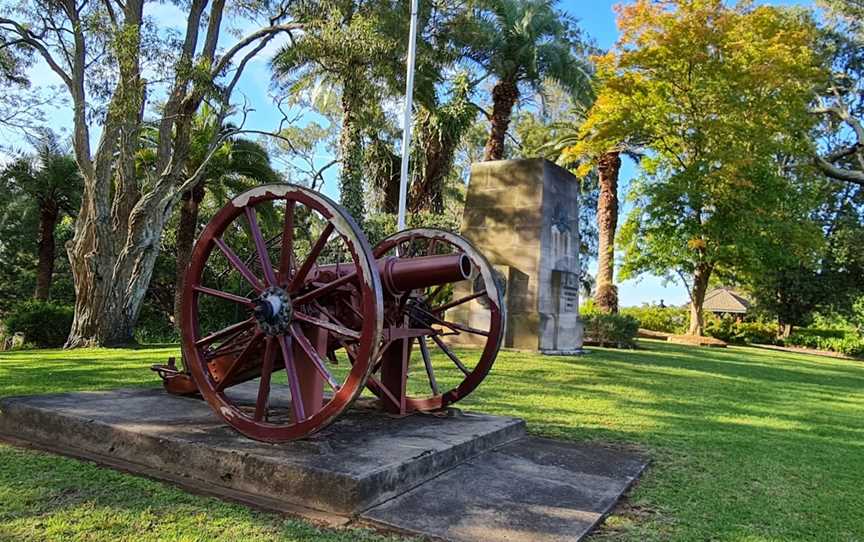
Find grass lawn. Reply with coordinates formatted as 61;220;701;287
1;340;863;541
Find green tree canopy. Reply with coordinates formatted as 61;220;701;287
571;0;827;335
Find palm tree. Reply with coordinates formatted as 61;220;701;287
552;129;628;314
0;134;81;300
594;151;621;313
272;2;399;222
455;0;592;161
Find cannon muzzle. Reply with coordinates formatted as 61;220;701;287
378;253;472;295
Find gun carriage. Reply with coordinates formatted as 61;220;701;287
154;183;505;442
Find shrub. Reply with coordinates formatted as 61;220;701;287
582;313;639;348
621;304;688;334
705;318;779;345
784;330;864;357
4;300;74;348
791;328;847;340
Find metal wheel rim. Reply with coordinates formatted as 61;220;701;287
181;183;383;442
369;228;505;410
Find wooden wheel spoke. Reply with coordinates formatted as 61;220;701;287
277;334;307;422
214;237;264;293
254;338;277;421
290;325;340;391
431;335;471;376
245;207;278;287
418;336;440;395
215;332;263;392
431;289;486;313
292;272;357;306
193;285;254;307
205;325;254;358
290;223;335;292
440;320;490;337
196;317;255;348
294;311;361;340
279;199;295;284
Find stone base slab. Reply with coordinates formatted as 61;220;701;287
0;386;647;541
0;385;525;515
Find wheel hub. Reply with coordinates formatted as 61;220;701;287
253;287;293;335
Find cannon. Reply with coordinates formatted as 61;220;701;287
153;183;505;442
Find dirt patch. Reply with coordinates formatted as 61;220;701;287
666;335;728;348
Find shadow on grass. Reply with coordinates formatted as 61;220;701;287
1;339;863;540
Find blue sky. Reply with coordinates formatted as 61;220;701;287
14;0;817;308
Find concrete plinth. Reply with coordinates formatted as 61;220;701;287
0;386;647;541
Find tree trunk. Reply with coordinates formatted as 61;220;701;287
410;121;452;214
595;152;621;314
339;74;365;222
688;264;712;336
34;201;60;300
173;180;206;331
483;80;519;161
65;185;170;348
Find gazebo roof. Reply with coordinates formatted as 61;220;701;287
703;287;751;314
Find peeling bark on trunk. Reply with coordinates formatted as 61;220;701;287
595;152;621;314
483;80;519;162
34;201;59;301
688;264;712;336
66;202;171;347
173;180;206;331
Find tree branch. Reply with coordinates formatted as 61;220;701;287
210;23;303;79
0;18;72;88
814;155;864;186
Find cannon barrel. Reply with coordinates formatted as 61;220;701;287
378;253;472;295
314;253;472;296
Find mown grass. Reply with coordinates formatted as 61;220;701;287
1;341;863;541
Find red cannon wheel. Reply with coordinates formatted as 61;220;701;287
181;184;383;442
367;228;505;412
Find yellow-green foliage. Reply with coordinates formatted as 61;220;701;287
565;0;828;297
566;0;827;168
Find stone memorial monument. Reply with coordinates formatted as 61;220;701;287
450;158;583;353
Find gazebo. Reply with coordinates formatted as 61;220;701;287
703;287;751;320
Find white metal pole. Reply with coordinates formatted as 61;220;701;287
396;0;420;232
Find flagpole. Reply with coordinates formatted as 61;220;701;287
396;0;420;232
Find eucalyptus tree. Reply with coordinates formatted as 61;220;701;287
138;106;280;329
1;0;302;346
0;133;81;300
453;0;592;161
814;0;864;186
0;32;53;141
